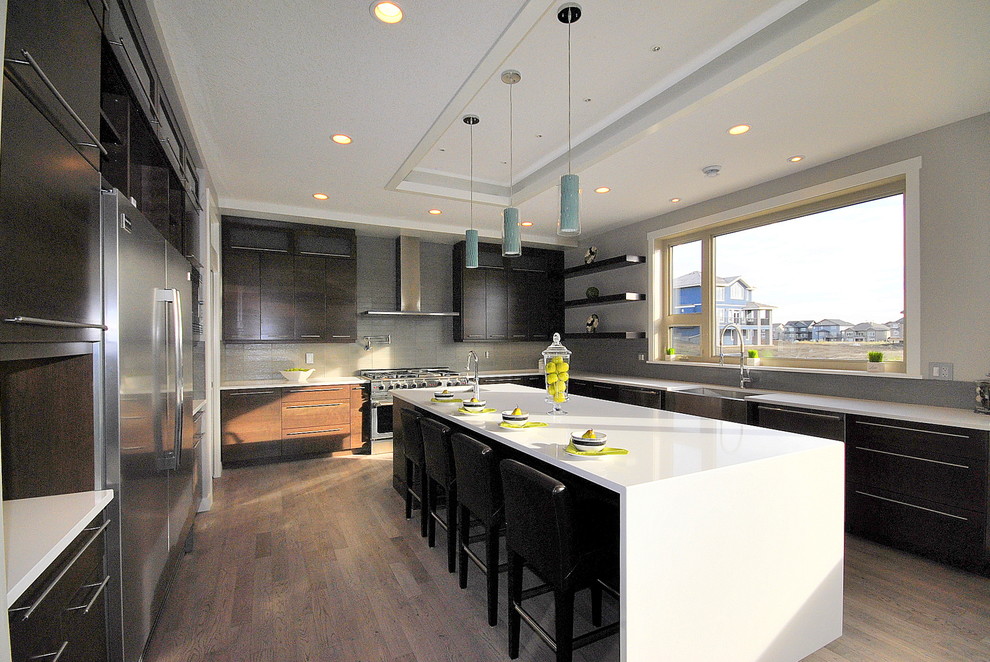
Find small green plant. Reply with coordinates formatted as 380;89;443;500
665;347;676;356
747;349;759;359
867;351;884;363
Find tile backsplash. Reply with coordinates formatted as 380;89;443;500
221;235;551;382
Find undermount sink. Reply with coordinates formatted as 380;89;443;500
675;386;755;400
664;387;754;424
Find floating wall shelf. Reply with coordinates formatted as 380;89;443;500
563;331;646;340
565;292;646;308
563;254;645;277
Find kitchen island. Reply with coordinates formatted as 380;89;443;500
393;383;844;662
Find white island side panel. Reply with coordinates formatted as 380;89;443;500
621;444;844;662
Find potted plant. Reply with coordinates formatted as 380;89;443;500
744;349;760;366
664;347;677;361
866;351;885;373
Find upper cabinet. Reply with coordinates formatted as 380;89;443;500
452;242;563;343
221;218;357;343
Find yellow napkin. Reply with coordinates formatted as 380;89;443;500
498;421;549;429
458;407;497;414
564;442;628;456
431;397;463;403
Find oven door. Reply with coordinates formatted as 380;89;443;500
369;401;394;441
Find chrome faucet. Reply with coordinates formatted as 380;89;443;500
719;323;752;389
466;351;481;400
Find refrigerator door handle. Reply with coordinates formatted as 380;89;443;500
156;288;183;469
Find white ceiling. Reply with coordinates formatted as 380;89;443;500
149;0;990;246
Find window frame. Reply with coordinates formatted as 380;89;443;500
647;158;922;376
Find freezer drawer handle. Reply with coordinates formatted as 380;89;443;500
854;446;969;469
855;420;969;439
854;491;968;521
5;50;107;155
28;640;68;661
3;316;107;331
286;403;342;409
285;428;343;435
11;520;110;620
66;574;110;614
757;405;843;421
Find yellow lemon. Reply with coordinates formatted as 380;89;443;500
470;397;480;403
581;429;596;439
553;356;564;364
441;389;450;394
554;381;567;394
558;362;569;372
547;386;555;395
512;407;523;415
545;363;557;373
546;373;558;385
557;372;569;382
553;393;566;403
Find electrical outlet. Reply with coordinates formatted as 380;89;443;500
305;352;315;365
485;351;491;359
929;362;953;380
638;353;646;361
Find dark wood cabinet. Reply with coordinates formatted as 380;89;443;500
753;404;845;441
221;219;357;343
453;242;563;342
219;389;282;463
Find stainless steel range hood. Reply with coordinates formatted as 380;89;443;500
361;236;459;317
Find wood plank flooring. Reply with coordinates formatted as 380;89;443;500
144;454;990;662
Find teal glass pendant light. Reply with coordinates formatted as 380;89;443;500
463;114;480;268
501;69;522;257
557;3;582;236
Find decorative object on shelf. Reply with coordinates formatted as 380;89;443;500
664;347;677;361
975;374;990;414
280;368;315;382
563;254;646;277
866;350;885;373
585;286;599;299
542;332;571;414
585;313;599;333
745;349;760;366
557;3;582;236
463;114;480;268
501;70;522;257
584;245;598;264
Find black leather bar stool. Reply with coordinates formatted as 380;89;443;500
420;417;458;573
499;459;620;662
399;408;428;538
450;431;505;626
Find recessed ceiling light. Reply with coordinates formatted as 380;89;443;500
594;187;610;194
331;134;352;145
788;155;805;163
670;197;681;203
651;45;662;52
520;221;534;227
371;1;402;23
727;124;751;135
313;193;329;200
428;209;442;215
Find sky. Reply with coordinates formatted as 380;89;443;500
673;194;904;325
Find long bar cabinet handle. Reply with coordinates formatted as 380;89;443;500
227;390;275;396
854;446;970;469
286;403;342;409
757;406;843;421
3;316;108;330
288;387;342;393
28;640;68;661
12;520;111;620
855;420;969;439
66;574;111;614
5;50;107;155
854;490;968;521
285;428;343;435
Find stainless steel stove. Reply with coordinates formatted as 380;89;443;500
360;367;476;447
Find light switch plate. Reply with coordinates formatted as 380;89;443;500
305;352;315;365
638;353;646;361
929;362;953;380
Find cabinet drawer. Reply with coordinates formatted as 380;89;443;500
282;426;351;456
281;386;350;404
846;486;986;567
63;561;110;662
755;405;845;441
847;415;988;461
281;401;349;429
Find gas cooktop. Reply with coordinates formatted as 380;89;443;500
360;367;475;393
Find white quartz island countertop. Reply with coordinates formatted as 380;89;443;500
4;490;114;604
394;384;844;662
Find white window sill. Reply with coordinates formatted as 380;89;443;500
645;360;921;379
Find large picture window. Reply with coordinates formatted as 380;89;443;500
653;178;907;373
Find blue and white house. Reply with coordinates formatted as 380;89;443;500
780;320;816;342
672;272;775;347
842;322;892;342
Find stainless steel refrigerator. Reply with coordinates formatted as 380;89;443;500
101;188;197;662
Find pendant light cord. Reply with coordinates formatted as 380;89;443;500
469;121;474;230
509;82;514;206
567;19;572;174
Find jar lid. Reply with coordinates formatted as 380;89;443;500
541;332;570;358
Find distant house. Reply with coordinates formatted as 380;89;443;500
780;320;816;342
672;272;775;346
842;322;891;342
885;317;905;341
811;319;853;341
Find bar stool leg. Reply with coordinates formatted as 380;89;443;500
419;472;429;538
404;457;414;520
554;587;575;662
591;581;603;627
458;505;470;589
507;551;523;659
485;524;499;626
427;477;437;548
446;485;458;573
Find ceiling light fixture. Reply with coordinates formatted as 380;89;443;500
428;209;442;215
520;221;534;227
331;134;352;145
463;114;480;269
370;1;402;24
728;124;751;135
594;187;610;194
788;155;805;163
313;193;329;200
557;2;582;236
501;70;522;258
702;165;722;177
670;197;681;203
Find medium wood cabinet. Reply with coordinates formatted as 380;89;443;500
219;389;282;463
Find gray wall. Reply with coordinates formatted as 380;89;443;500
222;236;547;381
564;113;990;410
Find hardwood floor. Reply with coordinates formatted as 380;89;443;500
144;454;990;662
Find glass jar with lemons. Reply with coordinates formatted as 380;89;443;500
541;332;572;414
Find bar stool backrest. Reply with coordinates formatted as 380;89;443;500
499;459;576;588
451;432;501;522
421;417;455;484
400;408;425;465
